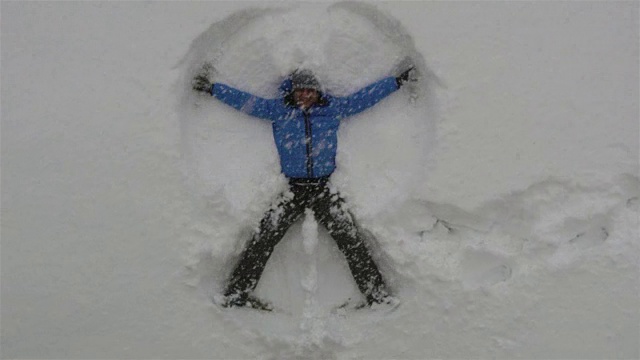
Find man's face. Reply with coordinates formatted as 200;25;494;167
293;88;319;109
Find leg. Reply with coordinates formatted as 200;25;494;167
311;187;390;304
224;190;306;304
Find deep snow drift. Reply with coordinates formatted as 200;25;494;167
1;2;638;359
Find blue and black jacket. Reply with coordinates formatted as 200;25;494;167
211;76;399;178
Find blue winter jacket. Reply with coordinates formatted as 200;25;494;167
211;76;399;178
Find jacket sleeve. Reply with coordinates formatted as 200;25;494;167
211;83;284;121
332;77;399;118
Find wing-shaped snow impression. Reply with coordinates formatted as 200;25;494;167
177;2;440;307
178;2;438;216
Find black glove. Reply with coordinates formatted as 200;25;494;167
193;74;212;93
192;63;215;94
396;66;416;87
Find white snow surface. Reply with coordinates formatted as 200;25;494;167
2;2;638;359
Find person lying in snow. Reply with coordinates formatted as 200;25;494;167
193;60;417;310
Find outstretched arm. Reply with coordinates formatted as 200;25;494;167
211;83;283;120
333;58;417;118
192;64;283;121
332;77;400;118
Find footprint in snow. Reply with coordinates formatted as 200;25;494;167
460;249;512;290
568;225;609;250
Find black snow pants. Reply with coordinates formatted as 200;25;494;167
224;177;389;304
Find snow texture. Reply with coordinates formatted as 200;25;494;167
1;1;638;359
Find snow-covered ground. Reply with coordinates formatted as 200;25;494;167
2;2;638;359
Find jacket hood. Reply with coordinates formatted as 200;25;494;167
290;69;321;91
280;76;329;108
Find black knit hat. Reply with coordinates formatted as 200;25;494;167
291;69;321;91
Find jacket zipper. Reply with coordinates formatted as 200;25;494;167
303;110;314;177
